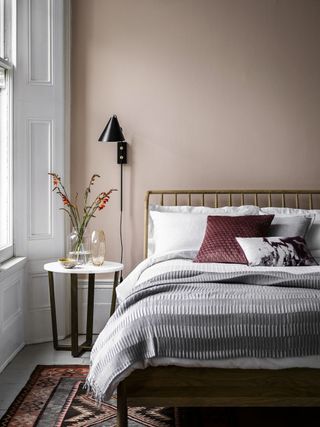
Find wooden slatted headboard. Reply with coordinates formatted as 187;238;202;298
144;189;320;258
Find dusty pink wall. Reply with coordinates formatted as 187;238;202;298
71;0;320;274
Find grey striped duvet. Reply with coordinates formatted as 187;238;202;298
87;266;320;401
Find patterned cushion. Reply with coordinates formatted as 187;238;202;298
194;215;274;264
236;236;318;266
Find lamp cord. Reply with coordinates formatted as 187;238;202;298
120;209;124;282
120;163;124;282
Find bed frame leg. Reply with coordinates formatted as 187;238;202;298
117;382;128;427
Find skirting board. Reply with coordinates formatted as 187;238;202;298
25;335;69;345
0;342;25;374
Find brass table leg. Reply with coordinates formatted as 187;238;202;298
48;271;58;350
86;274;95;346
47;270;109;356
110;271;120;316
71;274;79;357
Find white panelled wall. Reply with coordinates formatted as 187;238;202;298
0;259;26;372
0;0;113;372
78;280;113;333
14;0;69;344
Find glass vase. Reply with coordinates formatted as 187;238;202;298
91;230;106;266
68;228;90;265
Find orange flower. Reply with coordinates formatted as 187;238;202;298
62;195;70;206
49;171;116;234
49;173;61;188
98;197;109;210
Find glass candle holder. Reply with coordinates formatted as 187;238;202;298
91;230;106;266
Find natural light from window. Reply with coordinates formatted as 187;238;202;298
0;0;13;263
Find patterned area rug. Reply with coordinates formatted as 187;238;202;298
0;365;174;426
1;365;320;427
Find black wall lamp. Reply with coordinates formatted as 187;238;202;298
98;114;127;279
98;115;127;210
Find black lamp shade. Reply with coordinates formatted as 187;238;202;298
98;115;125;142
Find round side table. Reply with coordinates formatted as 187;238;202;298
44;261;123;357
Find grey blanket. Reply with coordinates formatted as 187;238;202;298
87;269;320;400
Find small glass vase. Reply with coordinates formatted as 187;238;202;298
68;228;90;265
91;230;106;266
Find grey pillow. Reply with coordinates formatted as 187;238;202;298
267;215;314;238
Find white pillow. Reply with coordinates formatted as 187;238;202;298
148;205;260;256
261;207;320;260
150;211;207;256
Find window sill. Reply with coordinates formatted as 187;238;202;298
0;256;27;279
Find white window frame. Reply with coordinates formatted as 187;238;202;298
0;0;15;264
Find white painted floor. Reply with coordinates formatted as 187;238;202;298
0;339;92;418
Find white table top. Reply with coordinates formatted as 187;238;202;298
44;261;123;275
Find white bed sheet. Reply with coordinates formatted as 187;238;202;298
116;250;320;370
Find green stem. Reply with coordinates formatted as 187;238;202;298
74;222;87;254
56;185;79;231
60;208;77;230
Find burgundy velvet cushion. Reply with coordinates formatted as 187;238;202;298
194;215;274;264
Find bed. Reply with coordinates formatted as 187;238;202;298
87;189;320;427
